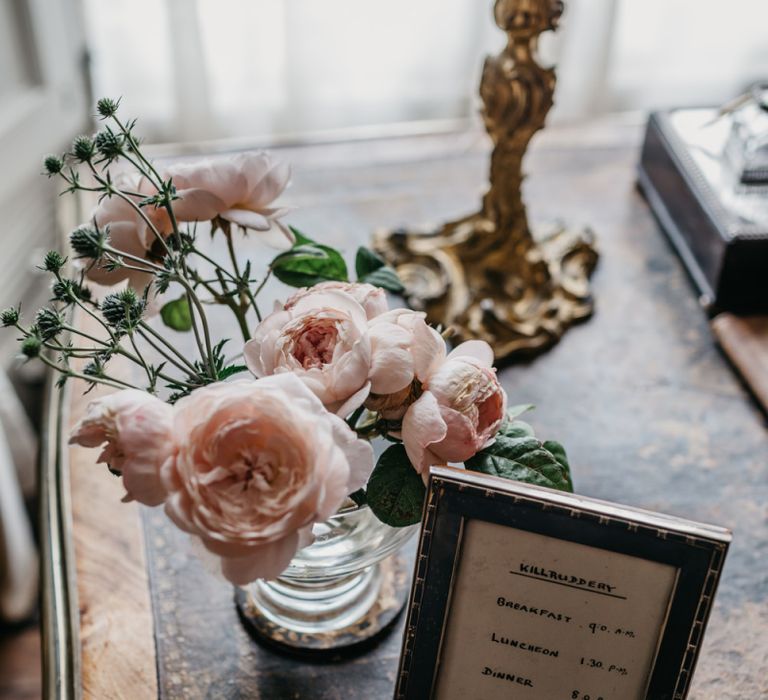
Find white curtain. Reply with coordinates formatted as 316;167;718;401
83;0;500;142
82;0;768;144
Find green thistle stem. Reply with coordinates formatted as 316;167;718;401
37;353;139;391
135;328;195;376
137;322;198;373
191;271;251;343
128;332;155;391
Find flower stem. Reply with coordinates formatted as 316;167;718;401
92;122;218;379
112;115;166;189
135;328;194;375
128;332;156;391
37;353;139;391
137;322;198;373
155;188;217;377
189;245;239;284
250;269;272;323
61;324;111;348
68;292;119;344
190;270;251;343
173;274;217;378
101;248;164;273
225;229;243;281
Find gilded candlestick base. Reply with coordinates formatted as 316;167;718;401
373;0;598;361
374;218;597;361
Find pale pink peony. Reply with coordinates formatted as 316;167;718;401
161;375;373;584
164;151;292;246
244;289;372;416
401;341;506;479
286;282;388;321
364;309;446;420
69;389;173;506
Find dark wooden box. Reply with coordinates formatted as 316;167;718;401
638;110;768;315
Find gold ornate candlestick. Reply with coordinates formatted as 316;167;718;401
374;0;598;360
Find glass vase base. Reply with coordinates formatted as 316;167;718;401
235;550;411;657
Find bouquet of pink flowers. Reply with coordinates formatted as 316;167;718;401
3;99;572;585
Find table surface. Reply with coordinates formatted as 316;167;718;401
46;118;768;699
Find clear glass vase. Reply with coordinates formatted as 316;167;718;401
236;502;418;654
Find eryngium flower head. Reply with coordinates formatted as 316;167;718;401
0;307;20;327
51;279;92;303
43;155;64;176
72;135;96;162
101;289;145;329
94;129;124;161
82;359;103;377
70;226;104;259
35;308;64;341
51;280;70;302
96;97;120;119
20;335;42;359
42;250;66;273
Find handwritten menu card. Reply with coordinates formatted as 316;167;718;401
434;520;679;700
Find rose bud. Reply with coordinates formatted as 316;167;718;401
364;309;446;420
401;341;507;478
69;389;173;506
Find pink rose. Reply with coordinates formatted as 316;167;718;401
401;341;506;478
286;282;388;321
163;152;292;246
364;309;446;419
69;389;173;506
244;289;372;416
162;375;373;584
85;174;169;289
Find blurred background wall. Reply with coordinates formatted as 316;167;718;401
0;0;87;358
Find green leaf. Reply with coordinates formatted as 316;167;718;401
160;296;192;332
466;434;573;493
289;225;314;247
271;228;348;287
480;435;542;460
543;440;574;491
498;419;535;439
218;364;249;381
506;404;535;421
362;266;405;293
366;444;426;527
355;246;386;277
355;246;405;293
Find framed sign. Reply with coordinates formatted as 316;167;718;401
395;467;731;700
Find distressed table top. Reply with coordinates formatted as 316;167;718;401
46;118;768;699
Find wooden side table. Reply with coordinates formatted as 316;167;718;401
41;121;768;698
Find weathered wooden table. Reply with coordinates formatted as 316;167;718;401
41;120;768;698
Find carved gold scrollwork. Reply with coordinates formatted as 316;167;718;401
374;0;597;361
